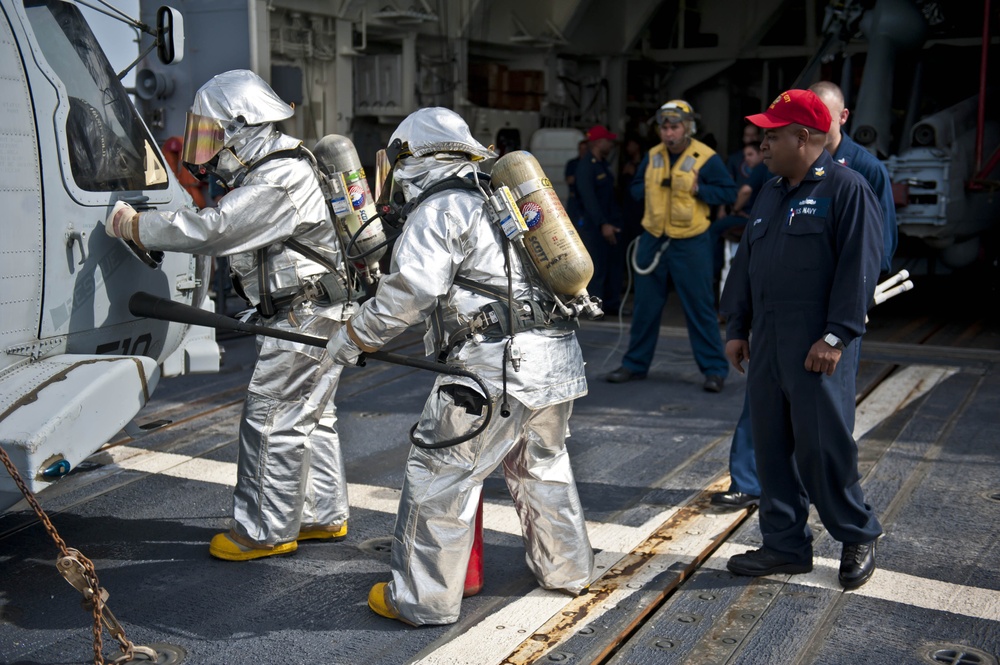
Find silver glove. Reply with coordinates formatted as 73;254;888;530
326;326;362;366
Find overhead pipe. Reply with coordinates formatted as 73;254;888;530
852;0;927;157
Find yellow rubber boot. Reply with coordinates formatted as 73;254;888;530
209;532;297;561
297;521;348;542
368;583;415;626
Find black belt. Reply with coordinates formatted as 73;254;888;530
437;299;577;361
258;273;358;316
469;299;578;339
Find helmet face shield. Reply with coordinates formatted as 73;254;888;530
181;112;226;165
374;148;392;202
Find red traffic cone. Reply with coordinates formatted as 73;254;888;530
463;494;484;597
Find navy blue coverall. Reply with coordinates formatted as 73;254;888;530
833;133;897;273
721;150;884;559
576;154;624;313
723;133;898;498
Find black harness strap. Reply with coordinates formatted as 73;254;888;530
241;144;343;316
233;145;304;188
437;277;577;362
256;246;275;317
382;174;489;228
453;276;508;301
284;237;339;273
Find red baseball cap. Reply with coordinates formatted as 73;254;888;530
745;89;832;134
586;125;618;141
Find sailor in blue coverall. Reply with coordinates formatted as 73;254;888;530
713;81;898;510
606;100;735;392
721;89;883;589
576;125;625;314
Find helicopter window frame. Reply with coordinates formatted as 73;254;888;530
22;0;168;193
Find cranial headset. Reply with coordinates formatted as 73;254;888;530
656;100;698;137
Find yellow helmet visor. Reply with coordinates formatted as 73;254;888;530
374;148;392;202
181;112;226;165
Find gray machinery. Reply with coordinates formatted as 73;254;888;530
886;94;1000;268
818;0;999;269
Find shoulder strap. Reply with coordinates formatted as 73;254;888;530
284;237;339;274
256;246;275;317
245;145;342;312
453;275;507;301
233;145;305;187
402;173;490;217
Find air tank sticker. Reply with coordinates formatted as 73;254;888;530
349;183;367;210
521;202;543;229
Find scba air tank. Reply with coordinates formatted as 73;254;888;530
490;150;595;300
312;135;386;279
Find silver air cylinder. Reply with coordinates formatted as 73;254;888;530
313;135;386;280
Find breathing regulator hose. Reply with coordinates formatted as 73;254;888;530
128;292;492;449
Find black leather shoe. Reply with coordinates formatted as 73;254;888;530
606;367;646;383
727;548;813;577
710;491;760;509
839;540;877;589
703;375;725;393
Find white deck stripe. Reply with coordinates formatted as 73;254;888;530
705;542;1000;622
105;445;663;551
854;364;957;439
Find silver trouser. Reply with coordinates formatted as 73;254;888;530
232;312;349;545
300;397;349;528
387;393;593;626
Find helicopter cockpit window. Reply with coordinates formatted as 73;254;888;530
24;0;168;191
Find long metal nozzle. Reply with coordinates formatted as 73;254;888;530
128;292;492;448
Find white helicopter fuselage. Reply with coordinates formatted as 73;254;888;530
0;0;217;512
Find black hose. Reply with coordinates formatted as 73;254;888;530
344;213;399;263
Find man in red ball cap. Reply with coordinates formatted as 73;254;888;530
720;88;884;590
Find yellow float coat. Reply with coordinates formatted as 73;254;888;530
641;139;715;239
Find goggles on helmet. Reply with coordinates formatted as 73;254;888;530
181;112;226;165
656;101;693;127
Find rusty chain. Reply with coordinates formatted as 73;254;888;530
0;446;155;664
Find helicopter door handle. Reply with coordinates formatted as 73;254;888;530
65;225;88;265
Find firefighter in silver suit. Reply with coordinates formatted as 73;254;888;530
326;107;594;626
106;70;353;561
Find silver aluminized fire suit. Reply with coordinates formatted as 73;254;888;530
133;71;352;547
328;108;594;625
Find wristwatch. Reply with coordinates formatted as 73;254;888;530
822;333;845;350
